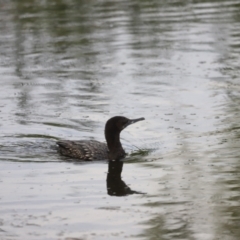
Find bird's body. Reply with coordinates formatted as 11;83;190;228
57;140;108;161
57;116;144;161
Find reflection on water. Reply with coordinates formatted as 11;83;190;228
1;0;240;239
107;160;144;196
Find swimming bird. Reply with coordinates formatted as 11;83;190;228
57;116;145;161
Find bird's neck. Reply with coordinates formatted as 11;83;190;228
106;132;125;160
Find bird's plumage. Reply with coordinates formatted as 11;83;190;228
57;116;144;161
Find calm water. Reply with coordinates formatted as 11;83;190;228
1;0;240;239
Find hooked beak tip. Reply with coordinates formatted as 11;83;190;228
124;117;145;129
131;117;145;123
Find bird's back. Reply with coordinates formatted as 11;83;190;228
57;140;108;161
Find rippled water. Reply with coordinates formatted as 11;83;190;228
1;0;240;239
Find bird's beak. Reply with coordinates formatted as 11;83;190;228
123;117;145;129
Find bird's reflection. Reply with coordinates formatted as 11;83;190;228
107;160;144;196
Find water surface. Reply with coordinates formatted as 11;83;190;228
1;0;240;239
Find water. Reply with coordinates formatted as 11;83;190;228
1;0;240;239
